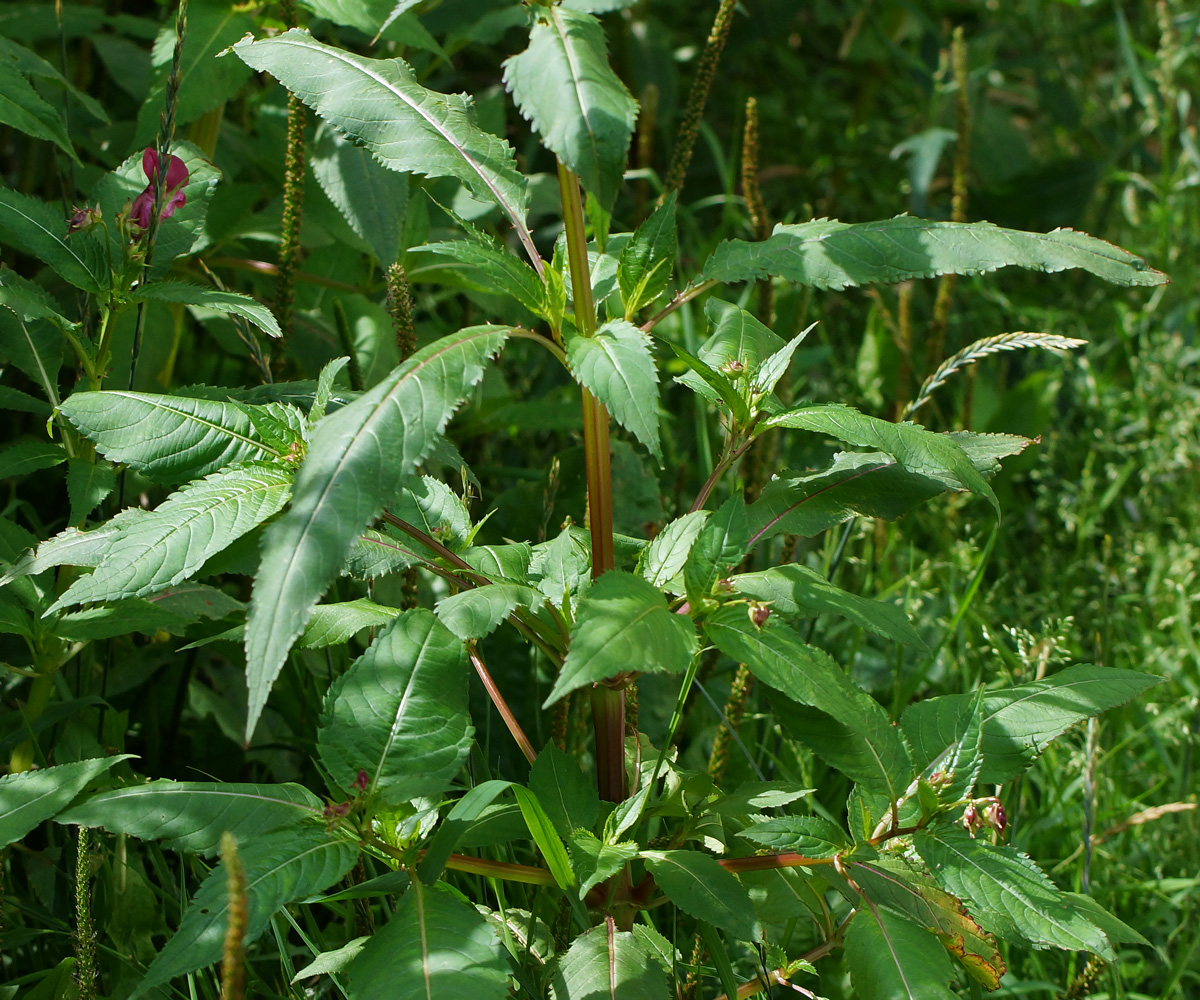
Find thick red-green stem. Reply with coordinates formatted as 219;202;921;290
558;160;624;801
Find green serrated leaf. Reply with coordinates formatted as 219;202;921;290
550;921;669;1000
729;563;924;647
317;610;471;805
345;878;511;1000
751;322;817;396
0;755;133;848
65;458;115;525
530;742;600;839
568;319;660;460
234;30;535;266
135;826;358;998
48;463;292;611
514;785;575;889
701;216;1168;289
642;850;757;941
664;339;749;423
683;495;747;609
300;598;399;648
420;239;547;318
901;665;1160;785
568;830;638;897
845;907;958;1000
738;815;848;858
0;185;109;293
56;780;322;855
0;59;81;164
530;525;592;607
914;828;1111;955
618;191;676;317
58;391;300;483
705;608;912;799
638;510;708;590
435;582;539;640
545;571;696;705
765;403;997;515
133;282;282;341
503;6;637;210
393;475;472;551
0;440;67;478
245;325;510;741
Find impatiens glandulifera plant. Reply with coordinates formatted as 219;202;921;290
0;4;1167;999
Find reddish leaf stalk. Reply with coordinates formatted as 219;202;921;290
470;644;537;765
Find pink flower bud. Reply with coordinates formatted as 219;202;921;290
129;148;189;231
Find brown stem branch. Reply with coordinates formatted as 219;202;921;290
470;643;537;765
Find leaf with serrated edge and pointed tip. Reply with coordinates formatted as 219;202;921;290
317;610;472;806
132;282;282;340
738;815;848;858
765;403;997;515
0;185;109;293
300;598;399;648
0;59;80;163
678;299;783;407
845;907;959;1000
730;563;924;647
48;463;292;611
638;510;708;590
901;665;1160;785
245;325;510;741
420;239;547;318
914;828;1111;955
57;391;300;484
705;608;911;799
530;743;600;840
752;322;817;396
844;856;1005;991
642;850;757;941
134;827;358;998
700;216;1168;289
345;878;511;1000
504;6;637;210
569;831;638;896
233;31;536;268
544;571;696;706
550;921;669;1000
664;339;748;422
56;781;321;856
435;582;539;640
747;432;1029;548
0;267;75;329
568;320;660;460
619;191;676;317
0;755;134;848
683;495;747;609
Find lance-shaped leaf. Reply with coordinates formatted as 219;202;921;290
435;582;540;640
914;828;1111;955
844;908;958;1000
730;563;924;647
56;781;321;856
677;299;784;405
618;191;676;317
233;30;537;268
317;610;472;806
0;755;133;848
700;215;1168;289
747;432;1029;547
0;185;109;293
0;264;76;330
530;742;600;839
132;282;282;340
738;815;849;858
420;239;548;319
544;571;696;706
638;510;708;590
345;878;511;1000
568;320;661;460
0;59;80;163
57;391;302;484
844;856;1005;990
503;5;638;209
705;607;911;799
244;325;510;741
135;826;358;998
569;831;638;896
901;664;1159;785
683;495;747;608
764;403;997;514
47;463;292;611
550;921;669;1000
642;850;758;941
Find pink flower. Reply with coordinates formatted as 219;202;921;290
129;148;188;231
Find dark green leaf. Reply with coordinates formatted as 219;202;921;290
568;320;661;460
318;609;472;806
568;831;637;896
550;922;669;1000
0;185;108;292
844;907;958;1000
618;191;676;317
642;849;758;941
65;458;115;524
513;785;575;888
420;239;547;318
683;495;747;609
0;441;66;478
529;743;600;839
638;509;709;590
701;216;1168;289
0;755;133;848
56;780;322;855
0;60;79;161
435;582;539;640
545;571;697;705
133;282;282;341
738;815;849;857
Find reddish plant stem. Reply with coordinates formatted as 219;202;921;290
470;644;537;765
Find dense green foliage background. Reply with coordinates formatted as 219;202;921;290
1;0;1197;997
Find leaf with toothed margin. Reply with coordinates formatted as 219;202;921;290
243;325;510;742
700;216;1168;289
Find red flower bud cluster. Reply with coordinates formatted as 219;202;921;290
130;148;189;231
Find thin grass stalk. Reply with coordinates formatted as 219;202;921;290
219;833;247;1000
926;26;971;379
663;0;738;196
129;0;187;389
273;0;307;342
74;827;96;1000
903;332;1084;420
